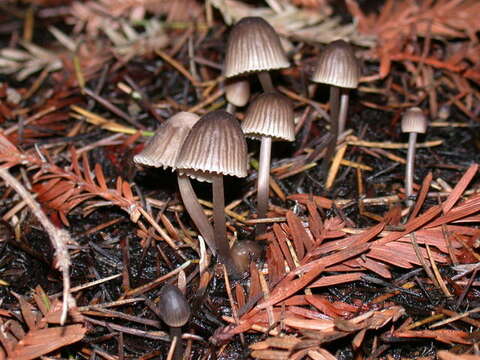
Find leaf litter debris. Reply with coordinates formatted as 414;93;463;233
0;0;479;359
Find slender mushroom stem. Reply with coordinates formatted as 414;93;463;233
338;91;349;138
256;136;272;235
405;132;418;206
177;174;215;255
169;326;183;360
320;85;340;177
226;102;236;114
212;174;237;274
257;71;275;92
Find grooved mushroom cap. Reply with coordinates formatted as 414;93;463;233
225;77;250;107
401;107;428;134
133;112;200;170
242;92;295;141
311;40;360;89
224;17;290;78
157;284;191;328
176;110;248;182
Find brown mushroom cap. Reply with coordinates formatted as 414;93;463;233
401;107;428;134
225;77;250;107
224;16;289;78
133;112;200;170
311;40;360;89
157;284;191;328
241;92;295;141
176;110;248;182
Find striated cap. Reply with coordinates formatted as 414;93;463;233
242;92;295;141
401;107;428;134
133;112;200;170
225;77;250;107
311;40;360;89
157;284;191;328
176;110;248;182
224;17;289;78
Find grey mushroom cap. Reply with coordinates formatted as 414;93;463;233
242;92;295;141
224;16;290;78
311;40;360;89
176;110;248;182
401;107;428;134
157;284;191;328
225;77;250;107
133;112;200;170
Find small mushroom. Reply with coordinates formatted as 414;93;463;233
225;77;250;114
242;92;294;233
224;16;289;93
401;107;428;205
133;112;215;254
158;284;191;360
176;110;248;276
230;240;262;274
311;40;360;176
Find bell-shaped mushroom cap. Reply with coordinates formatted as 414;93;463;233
157;284;191;328
242;92;295;141
224;16;289;78
176;110;248;182
225;77;250;107
401;107;428;134
133;112;200;170
311;40;360;89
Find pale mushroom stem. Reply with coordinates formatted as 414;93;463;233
338;91;349;138
212;174;238;275
257;71;275;92
177;174;216;255
256;136;272;235
405;132;418;206
226;102;236;114
320;85;340;177
169;326;183;360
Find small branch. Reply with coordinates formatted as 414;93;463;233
0;167;73;325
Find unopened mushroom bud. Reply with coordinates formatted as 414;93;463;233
158;284;191;360
225;77;250;114
401;107;428;206
230;240;262;274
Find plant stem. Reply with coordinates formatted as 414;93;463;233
256;136;272;235
212;174;237;275
169;326;183;360
320;85;340;178
338;91;349;138
405;132;418;206
257;71;275;92
226;102;236;114
177;174;215;255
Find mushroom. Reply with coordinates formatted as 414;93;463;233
311;40;360;175
230;240;262;274
242;92;294;233
157;284;191;360
133;112;215;254
401;107;428;205
225;77;250;114
224;16;289;93
176;110;248;276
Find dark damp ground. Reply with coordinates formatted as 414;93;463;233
0;1;479;359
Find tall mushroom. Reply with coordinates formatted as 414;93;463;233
176;110;248;276
401;107;428;206
133;112;215;254
311;40;360;175
242;92;294;233
224;16;289;94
